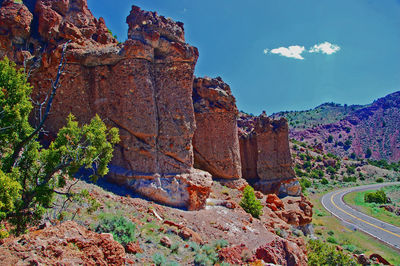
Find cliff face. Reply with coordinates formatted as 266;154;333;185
0;0;211;210
0;0;298;206
238;113;300;196
291;91;400;162
192;77;242;179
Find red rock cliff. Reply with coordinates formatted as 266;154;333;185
0;0;212;210
238;113;300;195
192;77;242;179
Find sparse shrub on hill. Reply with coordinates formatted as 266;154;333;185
343;176;357;182
300;178;311;191
95;215;136;246
364;189;387;204
240;185;263;218
326;166;336;175
365;148;372;158
376;177;384;183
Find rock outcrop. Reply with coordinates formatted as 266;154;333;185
0;221;126;265
0;0;299;207
0;0;211;210
238;113;299;195
192;77;242;179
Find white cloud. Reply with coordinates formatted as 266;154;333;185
309;42;340;54
263;48;269;54
270;45;305;60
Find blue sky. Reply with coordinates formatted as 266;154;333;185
87;0;400;115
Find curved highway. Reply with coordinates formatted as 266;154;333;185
321;182;400;250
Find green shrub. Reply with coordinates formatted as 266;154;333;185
326;166;336;175
327;236;338;244
95;215;136;246
0;224;9;239
307;239;357;266
364;189;387;204
194;244;219;266
343;176;356;182
321;178;329;185
152;253;167;266
213;239;229;250
240;185;263;218
376;177;384;183
300;178;311;191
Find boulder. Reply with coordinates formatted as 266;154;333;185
0;221;126;265
255;238;307;266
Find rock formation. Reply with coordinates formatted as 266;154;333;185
0;0;299;208
0;221;126;265
0;0;211;210
192;77;242;179
238;113;300;195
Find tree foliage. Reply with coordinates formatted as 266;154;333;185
0;57;119;233
239;185;263;218
364;189;387;204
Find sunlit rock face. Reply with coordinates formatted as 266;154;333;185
192;77;242;179
0;0;211;210
238;113;299;196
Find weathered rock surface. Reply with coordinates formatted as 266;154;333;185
0;0;211;209
255;238;307;266
193;77;242;179
0;221;126;265
238;112;298;195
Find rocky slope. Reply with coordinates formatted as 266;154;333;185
0;221;126;265
279;91;400;162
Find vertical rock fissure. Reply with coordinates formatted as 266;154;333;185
151;60;161;175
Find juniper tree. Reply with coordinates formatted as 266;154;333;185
0;54;119;234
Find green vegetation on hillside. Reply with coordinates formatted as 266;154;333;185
272;102;365;130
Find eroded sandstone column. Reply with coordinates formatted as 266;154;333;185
238;113;300;195
192;77;242;179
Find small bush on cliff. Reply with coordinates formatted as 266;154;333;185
95;215;136;246
240;185;263;218
0;57;119;234
307;239;357;266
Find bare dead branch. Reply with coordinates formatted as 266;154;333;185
8;41;70;171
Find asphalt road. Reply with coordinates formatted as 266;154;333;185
321;182;400;251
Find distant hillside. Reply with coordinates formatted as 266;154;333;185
282;91;400;162
271;102;365;130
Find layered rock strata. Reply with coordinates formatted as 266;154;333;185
0;0;211;210
238;113;300;195
192;77;242;179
